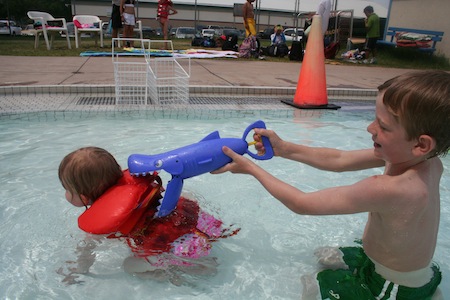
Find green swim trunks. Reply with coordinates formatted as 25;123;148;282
317;247;441;300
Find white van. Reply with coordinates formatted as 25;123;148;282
201;29;216;38
175;27;196;39
0;20;21;36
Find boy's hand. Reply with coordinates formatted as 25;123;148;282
211;146;255;175
253;128;282;157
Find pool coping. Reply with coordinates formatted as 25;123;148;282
0;84;377;118
0;84;378;99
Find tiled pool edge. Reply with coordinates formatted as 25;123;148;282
0;85;378;100
0;85;377;119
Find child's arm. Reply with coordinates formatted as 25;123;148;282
72;236;97;273
57;235;99;284
253;128;384;172
213;146;397;215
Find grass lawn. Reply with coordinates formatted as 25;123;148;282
0;35;449;70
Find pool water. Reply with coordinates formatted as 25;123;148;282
0;109;448;299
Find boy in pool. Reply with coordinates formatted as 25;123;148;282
212;70;449;299
58;147;235;284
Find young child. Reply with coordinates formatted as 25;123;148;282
270;25;286;46
363;5;380;64
212;70;449;299
59;147;237;284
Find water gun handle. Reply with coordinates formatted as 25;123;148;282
243;120;274;160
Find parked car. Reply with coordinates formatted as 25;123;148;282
0;20;21;36
175;27;195;39
207;25;222;36
284;28;304;41
201;29;215;38
258;27;273;39
21;24;36;36
142;26;156;38
221;28;242;38
207;25;221;30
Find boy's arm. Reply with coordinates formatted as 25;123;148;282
214;147;399;216
282;143;383;172
365;15;373;30
254;128;384;172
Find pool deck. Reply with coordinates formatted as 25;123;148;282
0;55;418;116
0;55;413;88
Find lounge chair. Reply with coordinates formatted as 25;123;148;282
73;15;104;48
27;11;71;50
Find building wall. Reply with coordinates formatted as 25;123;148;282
71;1;300;32
386;0;449;57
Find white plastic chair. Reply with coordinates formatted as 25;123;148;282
134;20;143;40
27;11;71;50
73;15;104;48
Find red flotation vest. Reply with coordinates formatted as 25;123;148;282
78;170;163;235
77;170;203;256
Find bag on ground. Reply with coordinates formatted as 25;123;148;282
268;43;289;57
289;41;303;61
222;34;238;52
201;37;216;48
239;35;260;58
324;41;340;59
191;35;204;47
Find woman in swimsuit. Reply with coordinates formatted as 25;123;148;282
120;0;136;47
157;0;177;49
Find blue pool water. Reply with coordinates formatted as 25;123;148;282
0;108;448;299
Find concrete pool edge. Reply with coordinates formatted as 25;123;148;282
0;85;377;118
0;85;378;100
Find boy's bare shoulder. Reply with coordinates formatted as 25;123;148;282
348;159;441;214
376;158;442;208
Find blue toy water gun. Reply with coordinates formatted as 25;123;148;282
128;120;274;217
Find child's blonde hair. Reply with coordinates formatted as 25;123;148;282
274;24;283;32
379;70;450;157
58;147;123;203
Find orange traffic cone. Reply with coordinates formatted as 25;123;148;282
282;15;340;110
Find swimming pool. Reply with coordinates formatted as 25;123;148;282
0;107;448;299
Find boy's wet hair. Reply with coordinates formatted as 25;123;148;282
58;147;123;203
378;70;450;157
